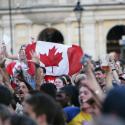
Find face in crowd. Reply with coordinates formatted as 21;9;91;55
79;85;93;113
15;80;29;101
54;78;65;90
79;85;101;115
18;47;26;61
56;90;70;108
37;67;46;80
95;70;106;89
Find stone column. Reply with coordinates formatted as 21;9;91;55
98;20;107;59
65;19;73;45
0;22;3;42
82;19;97;60
2;15;12;53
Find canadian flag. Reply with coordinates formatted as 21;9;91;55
25;41;83;76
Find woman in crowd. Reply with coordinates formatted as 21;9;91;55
54;76;67;90
79;84;101;116
64;84;102;125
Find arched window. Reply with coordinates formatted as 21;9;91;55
37;28;64;44
107;25;125;53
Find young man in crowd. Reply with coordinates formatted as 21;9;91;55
24;92;65;125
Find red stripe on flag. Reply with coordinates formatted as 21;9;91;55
6;62;16;75
67;45;83;76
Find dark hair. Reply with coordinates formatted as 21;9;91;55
19;79;33;91
74;74;87;87
57;77;67;86
20;44;26;49
102;86;125;120
53;104;66;125
26;93;58;124
40;83;57;99
41;67;46;74
9;114;37;125
0;104;11;121
62;75;72;85
29;90;40;95
61;85;79;106
35;63;46;74
0;85;13;106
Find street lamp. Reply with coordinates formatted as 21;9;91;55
8;0;13;54
73;0;84;47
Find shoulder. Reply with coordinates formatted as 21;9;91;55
63;106;80;123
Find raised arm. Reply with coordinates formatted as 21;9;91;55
85;60;104;101
1;42;18;60
5;53;18;60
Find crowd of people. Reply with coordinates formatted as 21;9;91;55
0;41;125;125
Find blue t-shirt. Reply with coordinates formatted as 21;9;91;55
63;106;80;123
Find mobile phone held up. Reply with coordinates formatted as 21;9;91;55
81;54;92;66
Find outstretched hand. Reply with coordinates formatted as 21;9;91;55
29;50;40;64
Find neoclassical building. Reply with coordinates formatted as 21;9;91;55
0;0;125;59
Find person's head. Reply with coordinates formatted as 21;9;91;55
40;83;57;99
18;46;26;61
0;85;13;106
74;74;88;87
0;104;11;124
54;77;67;90
15;80;33;102
52;105;66;125
62;85;79;106
5;114;37;125
35;64;46;87
24;93;59;125
79;84;101;115
94;68;106;90
56;85;79;107
92;115;125;125
36;65;46;79
79;85;93;107
102;86;125;120
56;90;70;108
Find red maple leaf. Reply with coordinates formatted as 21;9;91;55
40;46;63;73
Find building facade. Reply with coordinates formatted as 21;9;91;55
0;0;125;60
